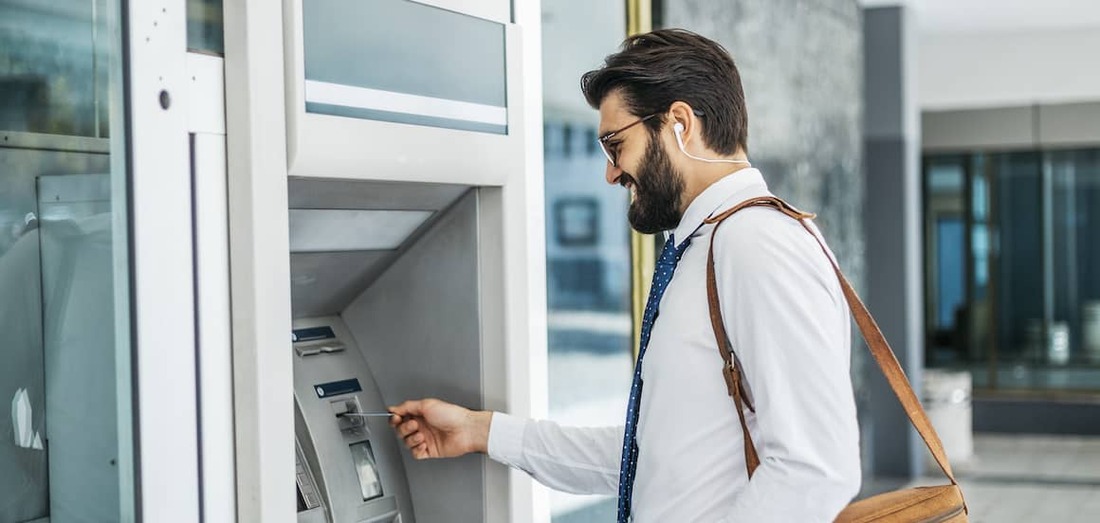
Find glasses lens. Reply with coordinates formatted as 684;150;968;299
598;140;615;166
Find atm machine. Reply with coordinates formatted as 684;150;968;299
287;179;492;523
275;0;533;522
293;320;416;523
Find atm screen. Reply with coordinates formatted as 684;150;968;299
349;440;384;501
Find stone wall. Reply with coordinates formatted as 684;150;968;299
661;0;864;292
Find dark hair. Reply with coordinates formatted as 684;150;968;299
581;28;748;154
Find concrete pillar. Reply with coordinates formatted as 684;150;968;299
863;4;925;479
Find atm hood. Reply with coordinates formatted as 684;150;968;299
287;178;470;318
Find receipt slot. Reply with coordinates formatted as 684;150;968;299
294;322;416;523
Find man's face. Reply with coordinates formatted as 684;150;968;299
598;93;685;234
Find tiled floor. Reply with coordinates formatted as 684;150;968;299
906;434;1100;522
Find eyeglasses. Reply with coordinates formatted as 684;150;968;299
596;113;659;167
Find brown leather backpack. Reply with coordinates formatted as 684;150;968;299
704;196;968;522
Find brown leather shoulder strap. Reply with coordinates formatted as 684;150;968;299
704;196;959;487
706;219;760;474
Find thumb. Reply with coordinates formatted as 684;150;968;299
389;399;430;421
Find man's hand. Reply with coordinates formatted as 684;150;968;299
388;398;493;460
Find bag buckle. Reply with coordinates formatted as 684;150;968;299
723;361;756;413
722;361;738;398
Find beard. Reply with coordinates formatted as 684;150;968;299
623;135;686;234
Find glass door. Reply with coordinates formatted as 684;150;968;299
0;0;135;520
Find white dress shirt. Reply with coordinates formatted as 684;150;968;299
489;168;862;522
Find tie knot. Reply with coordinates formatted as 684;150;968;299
658;234;689;266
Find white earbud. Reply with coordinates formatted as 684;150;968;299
673;122;751;165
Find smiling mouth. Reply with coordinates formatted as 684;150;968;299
618;174;638;199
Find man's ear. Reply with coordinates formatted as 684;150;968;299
667;101;698;146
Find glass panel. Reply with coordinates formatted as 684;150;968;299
0;0;113;137
926;149;1100;393
302;0;507;134
1051;149;1100;370
542;1;627;521
187;0;224;54
0;0;134;520
967;155;994;372
923;157;967;367
989;152;1044;387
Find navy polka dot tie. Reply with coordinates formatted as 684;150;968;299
617;234;691;522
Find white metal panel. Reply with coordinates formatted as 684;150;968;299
187;53;228;135
193;129;237;523
127;0;201;521
505;0;549;521
304;81;508;126
223;0;296;521
283;0;526;186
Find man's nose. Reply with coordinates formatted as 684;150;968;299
605;162;622;185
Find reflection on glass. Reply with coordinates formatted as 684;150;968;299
924;158;967;366
542;1;628;521
187;0;224;54
0;0;112;137
1051;150;1100;365
0;145;49;520
1;0;133;520
993;152;1043;365
924;149;1100;393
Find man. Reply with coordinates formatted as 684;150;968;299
390;29;861;522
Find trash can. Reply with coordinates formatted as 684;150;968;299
922;369;973;470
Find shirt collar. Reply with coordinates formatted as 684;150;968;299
671;167;770;245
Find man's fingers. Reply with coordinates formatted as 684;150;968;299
396;419;419;438
390;398;445;459
403;431;423;447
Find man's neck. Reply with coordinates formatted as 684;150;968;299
680;162;753;214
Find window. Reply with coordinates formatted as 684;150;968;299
924;149;1100;393
542;1;630;520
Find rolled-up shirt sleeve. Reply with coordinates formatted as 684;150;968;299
487;412;623;495
715;209;862;521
